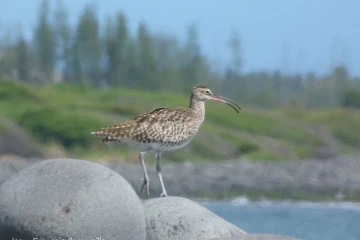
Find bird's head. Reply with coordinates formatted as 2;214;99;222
191;85;241;113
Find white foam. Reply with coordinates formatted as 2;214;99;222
230;196;250;206
231;197;360;210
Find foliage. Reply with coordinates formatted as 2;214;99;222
0;1;360;162
17;107;111;148
206;105;320;146
0;81;41;102
238;142;260;155
0;81;360;162
342;89;360;109
1;0;359;109
308;109;360;146
33;0;56;81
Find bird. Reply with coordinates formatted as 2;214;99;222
91;85;241;198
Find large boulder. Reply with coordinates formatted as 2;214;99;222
0;158;146;240
0;117;44;159
143;196;246;240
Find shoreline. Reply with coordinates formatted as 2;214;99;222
103;155;360;202
198;195;360;208
2;155;360;202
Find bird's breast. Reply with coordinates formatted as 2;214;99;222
150;135;195;151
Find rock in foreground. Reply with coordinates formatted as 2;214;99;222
143;196;246;240
0;158;146;240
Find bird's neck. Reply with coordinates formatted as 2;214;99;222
189;96;205;121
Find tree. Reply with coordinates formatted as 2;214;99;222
223;29;244;100
152;33;182;91
0;27;17;79
74;4;101;87
53;0;72;82
15;35;30;81
104;12;129;87
33;0;55;81
181;24;204;91
1;45;17;80
342;89;360;109
67;41;83;84
136;22;158;90
227;29;242;74
123;36;140;88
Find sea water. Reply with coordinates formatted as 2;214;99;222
200;197;360;240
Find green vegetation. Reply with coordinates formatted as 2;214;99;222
342;89;360;109
1;81;360;162
307;110;360;147
280;108;360;148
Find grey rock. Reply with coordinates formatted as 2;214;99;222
0;157;29;186
0;158;146;240
104;156;360;199
211;234;302;240
0;117;44;158
143;196;246;240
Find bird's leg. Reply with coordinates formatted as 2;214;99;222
139;149;150;198
156;152;168;197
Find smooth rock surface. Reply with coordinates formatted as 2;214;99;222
211;234;302;240
143;196;246;240
0;158;146;240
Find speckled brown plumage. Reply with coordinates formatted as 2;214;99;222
91;85;240;198
92;106;204;148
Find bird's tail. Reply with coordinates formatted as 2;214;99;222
91;123;131;142
91;129;117;142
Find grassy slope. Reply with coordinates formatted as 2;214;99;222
0;80;359;163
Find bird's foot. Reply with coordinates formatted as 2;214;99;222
140;178;150;199
160;192;168;197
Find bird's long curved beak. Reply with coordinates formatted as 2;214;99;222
210;94;241;113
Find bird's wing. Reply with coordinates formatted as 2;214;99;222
91;107;192;143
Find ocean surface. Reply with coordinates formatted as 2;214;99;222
200;197;360;240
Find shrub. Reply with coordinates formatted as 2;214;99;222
0;81;41;102
17;107;111;148
342;89;360;109
238;142;260;154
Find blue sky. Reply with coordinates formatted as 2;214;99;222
0;0;359;76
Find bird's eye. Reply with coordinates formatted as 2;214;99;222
205;90;210;94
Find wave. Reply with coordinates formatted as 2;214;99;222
200;196;360;210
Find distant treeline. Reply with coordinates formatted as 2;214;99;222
0;0;360;109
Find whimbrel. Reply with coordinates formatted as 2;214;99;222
91;85;241;198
